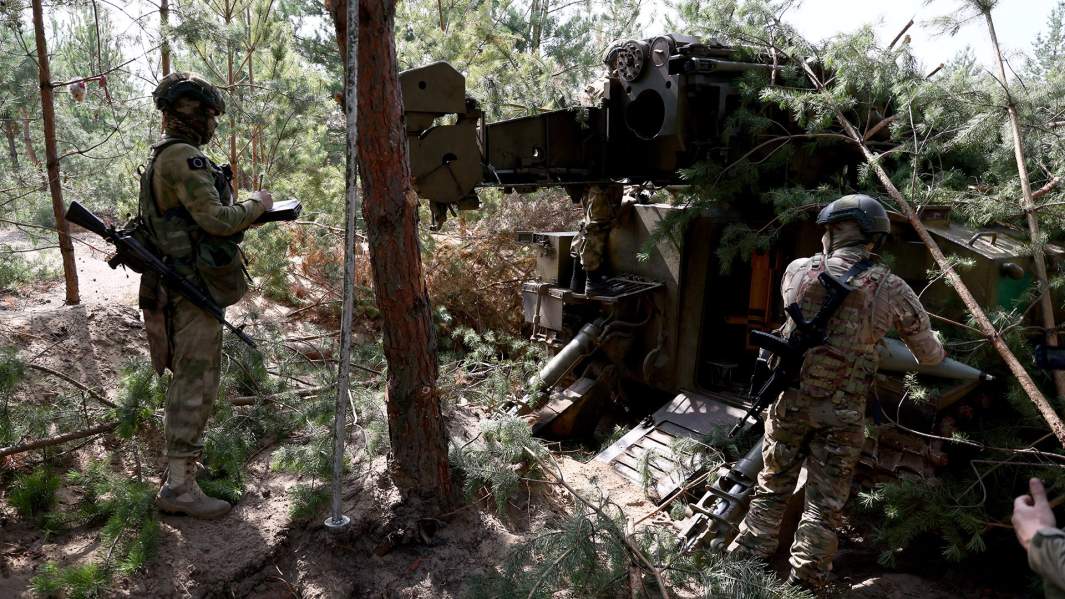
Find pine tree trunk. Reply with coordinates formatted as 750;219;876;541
3;118;19;173
31;0;79;306
984;12;1065;404
247;7;258;188
160;0;171;76
21;108;46;191
330;0;453;502
226;1;239;193
530;0;543;52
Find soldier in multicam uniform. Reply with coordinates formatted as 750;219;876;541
571;77;625;296
140;72;273;519
729;194;945;591
570;184;623;295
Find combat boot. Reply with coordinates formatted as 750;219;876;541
157;457;231;519
584;269;611;296
786;571;825;596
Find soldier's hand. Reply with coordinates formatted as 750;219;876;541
251;189;273;211
1012;477;1058;551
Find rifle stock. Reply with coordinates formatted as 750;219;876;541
729;271;859;437
65;201;257;348
65;200;111;240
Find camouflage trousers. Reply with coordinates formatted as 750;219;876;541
732;389;865;586
572;184;622;273
163;295;223;459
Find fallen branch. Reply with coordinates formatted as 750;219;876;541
863;114;898;141
524;447;671;599
1032;176;1061;201
0;421;117;459
792;58;1065;449
27;363;116;408
231;385;331;406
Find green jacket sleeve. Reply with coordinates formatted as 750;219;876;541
154;143;266;237
1031;528;1065;599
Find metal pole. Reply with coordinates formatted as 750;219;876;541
325;0;360;533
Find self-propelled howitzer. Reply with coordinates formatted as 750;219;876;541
399;33;1041;553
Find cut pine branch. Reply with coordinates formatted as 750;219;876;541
0;422;117;459
27;363;116;408
797;56;1065;446
983;10;1065;403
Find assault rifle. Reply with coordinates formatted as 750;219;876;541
727;263;868;438
65;201;256;348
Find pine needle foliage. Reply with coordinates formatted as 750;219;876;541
468;498;814;599
270;425;334;479
27;461;160;597
0;345;25;445
63;461;161;573
465;501;632;598
288;483;330;521
113;359;167;439
8;466;60;524
30;562;109;599
0;246;59;291
449;416;548;513
442;327;545;411
858;479;989;565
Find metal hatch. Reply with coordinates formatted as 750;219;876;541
595;390;748;502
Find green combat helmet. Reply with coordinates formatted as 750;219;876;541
152;72;226;115
816;194;891;238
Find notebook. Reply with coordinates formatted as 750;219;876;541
253;198;302;224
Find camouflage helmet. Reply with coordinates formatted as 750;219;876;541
816;194;891;237
152;72;225;115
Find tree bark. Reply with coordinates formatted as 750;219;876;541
21;108;44;182
329;0;452;502
0;422;116;459
21;111;48;192
984;12;1065;404
247;6;258;188
31;0;80;305
160;0;171;76
3;117;19;174
226;1;239;193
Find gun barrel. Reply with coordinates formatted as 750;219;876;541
878;337;990;381
65;201;111;239
528;320;604;391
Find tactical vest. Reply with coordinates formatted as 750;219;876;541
791;254;888;408
137;139;248;307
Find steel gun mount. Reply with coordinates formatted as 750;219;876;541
400;33;784;227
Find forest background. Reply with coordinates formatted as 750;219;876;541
5;0;1065;597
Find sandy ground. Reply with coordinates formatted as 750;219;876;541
0;227;1026;598
0;229;530;598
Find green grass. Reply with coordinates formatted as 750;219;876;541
8;467;60;523
288;483;329;520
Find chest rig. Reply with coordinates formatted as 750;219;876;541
137;139;248;307
793;254;888;402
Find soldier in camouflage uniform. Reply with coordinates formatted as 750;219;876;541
571;184;622;295
141;72;272;519
729;195;945;591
